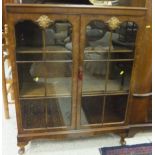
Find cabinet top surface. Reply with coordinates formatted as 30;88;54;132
6;3;147;9
6;0;148;8
6;3;147;15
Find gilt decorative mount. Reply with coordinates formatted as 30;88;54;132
4;24;9;46
107;17;121;30
36;15;54;29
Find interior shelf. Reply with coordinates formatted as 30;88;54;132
19;77;72;98
16;46;72;62
20;82;45;97
19;74;129;98
110;49;133;53
85;47;133;53
84;59;134;62
46;77;72;97
16;46;71;54
82;74;129;95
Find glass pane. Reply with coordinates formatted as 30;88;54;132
15;20;43;61
15;20;73;61
15;20;43;49
111;22;138;52
85;20;109;58
19;0;146;7
83;21;108;95
43;21;72;61
103;95;128;123
107;61;133;92
81;96;104;125
82;61;107;94
45;62;72;97
47;98;71;127
21;99;46;129
17;61;72;98
17;63;46;97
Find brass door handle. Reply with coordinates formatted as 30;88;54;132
133;92;152;97
78;67;83;81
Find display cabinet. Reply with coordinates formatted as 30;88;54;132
5;0;151;154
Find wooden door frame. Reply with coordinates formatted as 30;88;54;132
77;14;146;129
6;12;80;133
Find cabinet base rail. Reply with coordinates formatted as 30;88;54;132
17;125;151;155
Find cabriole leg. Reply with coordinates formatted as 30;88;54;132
120;135;127;145
119;130;129;146
17;141;28;155
18;147;25;155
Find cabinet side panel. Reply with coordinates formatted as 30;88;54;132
130;0;152;124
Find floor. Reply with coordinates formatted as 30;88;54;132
2;104;152;155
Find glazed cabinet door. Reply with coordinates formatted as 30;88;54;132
10;14;80;131
77;15;144;128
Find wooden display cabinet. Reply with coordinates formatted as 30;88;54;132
5;0;151;154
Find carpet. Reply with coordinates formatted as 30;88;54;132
99;143;152;155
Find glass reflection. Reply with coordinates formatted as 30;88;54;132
111;21;138;52
16;20;73;98
83;21;108;94
83;61;107;94
81;96;104;125
45;62;72;97
103;95;128;123
17;63;46;97
107;61;133;91
21;98;71;129
15;20;72;61
21;99;46;129
47;98;71;127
